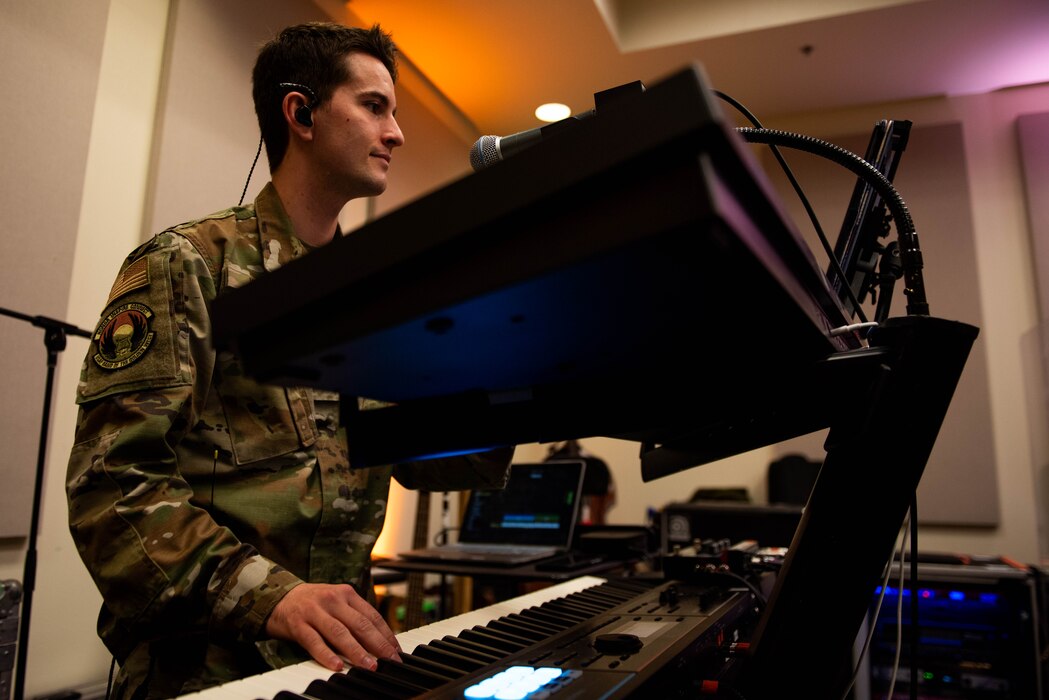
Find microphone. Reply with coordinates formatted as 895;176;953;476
469;109;595;172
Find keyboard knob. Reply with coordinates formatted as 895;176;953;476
593;633;643;655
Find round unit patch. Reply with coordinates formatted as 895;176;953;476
93;302;156;370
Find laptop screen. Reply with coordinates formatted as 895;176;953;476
458;460;586;547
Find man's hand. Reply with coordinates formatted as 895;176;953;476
265;582;402;671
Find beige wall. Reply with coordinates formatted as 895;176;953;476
0;0;170;696
1;0;1047;697
0;1;109;538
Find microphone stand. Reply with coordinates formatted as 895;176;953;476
0;306;91;700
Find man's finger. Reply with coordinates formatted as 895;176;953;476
343;589;403;653
290;618;346;672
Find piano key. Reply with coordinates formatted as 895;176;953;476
485;618;546;641
437;634;505;660
463;626;530;653
413;643;487;672
304;677;368;700
397;652;462;680
517;607;574;628
373;657;448;690
177;575;608;699
332;668;422;698
546;597;605;616
536;602;588;621
502;613;559;636
429;637;502;664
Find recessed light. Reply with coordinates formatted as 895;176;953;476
535;103;571;122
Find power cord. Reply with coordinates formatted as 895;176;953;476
839;509;911;700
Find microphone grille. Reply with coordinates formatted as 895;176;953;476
469;135;501;172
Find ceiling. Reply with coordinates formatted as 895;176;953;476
319;0;1049;140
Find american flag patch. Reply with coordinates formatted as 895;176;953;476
106;257;150;304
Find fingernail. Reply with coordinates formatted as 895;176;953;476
365;655;378;671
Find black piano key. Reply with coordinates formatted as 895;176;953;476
472;624;534;648
545;598;603;617
398;652;462;680
540;597;593;614
504;612;560;635
431;637;502;664
374;657;449;690
537;601;588;621
487;618;545;641
328;667;422;699
439;634;506;660
572;589;627;607
413;643;488;672
274;693;311;700
606;580;656;597
519;607;575;629
303;678;371;700
458;627;527;654
553;596;607;615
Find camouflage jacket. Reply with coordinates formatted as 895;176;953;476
66;183;512;698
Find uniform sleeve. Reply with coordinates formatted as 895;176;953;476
391;446;514;491
65;235;300;651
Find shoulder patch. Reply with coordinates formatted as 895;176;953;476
106;256;150;305
92;302;156;370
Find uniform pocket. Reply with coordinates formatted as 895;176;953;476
214;350;317;465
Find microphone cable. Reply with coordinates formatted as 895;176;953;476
735;125;927;317
713;90;869;325
239;135;264;207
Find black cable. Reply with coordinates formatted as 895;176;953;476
736;127;929;317
239;135;263;206
713;91;869;324
106;655;116;700
694;566;767;610
909;495;919;700
433;527;459;546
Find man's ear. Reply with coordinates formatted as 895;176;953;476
282;92;314;137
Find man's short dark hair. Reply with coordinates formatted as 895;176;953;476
252;22;398;171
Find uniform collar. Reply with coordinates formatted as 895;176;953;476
254;182;313;273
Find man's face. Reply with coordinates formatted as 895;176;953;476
311;52;404;200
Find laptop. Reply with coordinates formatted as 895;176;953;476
398;460;586;566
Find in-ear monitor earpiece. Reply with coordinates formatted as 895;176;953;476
278;82;318;127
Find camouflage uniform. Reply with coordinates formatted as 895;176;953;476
66;183;512;699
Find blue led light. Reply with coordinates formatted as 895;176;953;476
463;666;567;700
979;592;999;604
948;590;965;601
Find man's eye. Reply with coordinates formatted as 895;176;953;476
364;102;381;114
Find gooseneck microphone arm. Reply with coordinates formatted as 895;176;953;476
735;127;929;317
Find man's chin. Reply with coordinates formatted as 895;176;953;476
345;180;387;201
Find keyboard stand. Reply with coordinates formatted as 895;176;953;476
732;315;978;698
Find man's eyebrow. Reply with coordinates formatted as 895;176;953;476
358;90;397;116
359;90;391;107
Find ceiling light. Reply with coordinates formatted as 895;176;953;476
535;102;571;122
